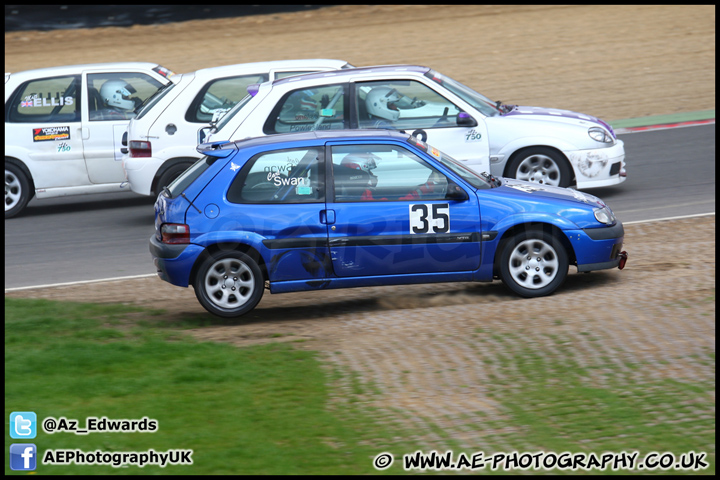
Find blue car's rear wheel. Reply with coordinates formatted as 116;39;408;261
499;229;568;297
193;250;264;317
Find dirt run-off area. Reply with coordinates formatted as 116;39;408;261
4;5;715;122
4;5;716;456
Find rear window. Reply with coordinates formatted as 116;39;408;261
164;156;217;198
186;74;268;123
136;82;176;120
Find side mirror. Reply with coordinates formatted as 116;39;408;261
446;182;469;201
457;112;478;127
197;126;211;145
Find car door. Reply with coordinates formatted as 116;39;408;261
81;70;166;184
5;73;86;189
220;145;331;284
353;79;491;174
325;141;482;278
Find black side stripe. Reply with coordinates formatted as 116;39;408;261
262;232;499;249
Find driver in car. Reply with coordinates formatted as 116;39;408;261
340;153;446;201
365;86;426;129
99;80;141;120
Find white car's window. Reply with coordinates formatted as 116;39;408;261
355;80;461;131
189;74;268;123
331;144;449;202
87;72;164;121
136;82;176;120
227;147;324;204
264;84;347;134
6;75;80;123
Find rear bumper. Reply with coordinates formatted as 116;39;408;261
149;235;204;287
124;155;165;196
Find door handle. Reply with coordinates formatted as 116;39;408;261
320;209;336;225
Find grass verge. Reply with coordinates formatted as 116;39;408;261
4;298;413;475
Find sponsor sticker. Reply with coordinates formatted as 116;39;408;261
33;126;70;142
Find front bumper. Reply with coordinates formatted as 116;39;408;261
567;140;627;189
149;234;205;287
566;222;627;272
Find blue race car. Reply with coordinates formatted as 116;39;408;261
150;130;627;318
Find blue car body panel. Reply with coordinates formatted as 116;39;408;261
150;130;624;295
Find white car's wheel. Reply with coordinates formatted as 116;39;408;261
499;228;568;297
156;162;192;195
507;148;572;187
5;163;32;219
193;251;264;318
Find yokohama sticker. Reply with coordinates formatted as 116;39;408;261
33;126;70;142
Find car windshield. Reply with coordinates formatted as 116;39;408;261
407;137;492;189
424;70;500;117
214;93;255;131
136;81;176;119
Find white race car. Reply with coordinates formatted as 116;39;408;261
4;62;175;218
205;65;626;190
122;59;353;196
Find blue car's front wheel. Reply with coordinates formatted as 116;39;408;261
499;229;569;297
193;250;265;318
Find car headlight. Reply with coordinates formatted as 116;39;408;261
593;206;616;224
588;126;615;144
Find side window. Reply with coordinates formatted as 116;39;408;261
331;144;450;202
186;74;268;123
264;84;346;134
6;75;80;123
227;147;324;204
87;72;164;121
356;80;461;130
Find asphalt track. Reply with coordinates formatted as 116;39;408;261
4;122;715;290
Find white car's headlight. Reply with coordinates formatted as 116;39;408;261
588;126;615;144
593;206;616;224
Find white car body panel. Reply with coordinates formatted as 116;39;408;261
5;62;174;202
122;59;352;195
207;65;626;190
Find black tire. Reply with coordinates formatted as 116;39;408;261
193;250;264;318
498;228;569;297
5;163;33;219
506;147;572;188
155;163;191;194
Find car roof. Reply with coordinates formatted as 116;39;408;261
190;59;351;81
272;64;431;87
201;129;412;154
6;62;166;80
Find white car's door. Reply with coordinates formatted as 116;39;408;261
81;70;166;184
353;79;491;173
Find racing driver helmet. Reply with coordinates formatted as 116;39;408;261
340;153;380;188
100;80;136;111
366;87;402;121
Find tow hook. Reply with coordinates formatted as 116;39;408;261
618;251;628;270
